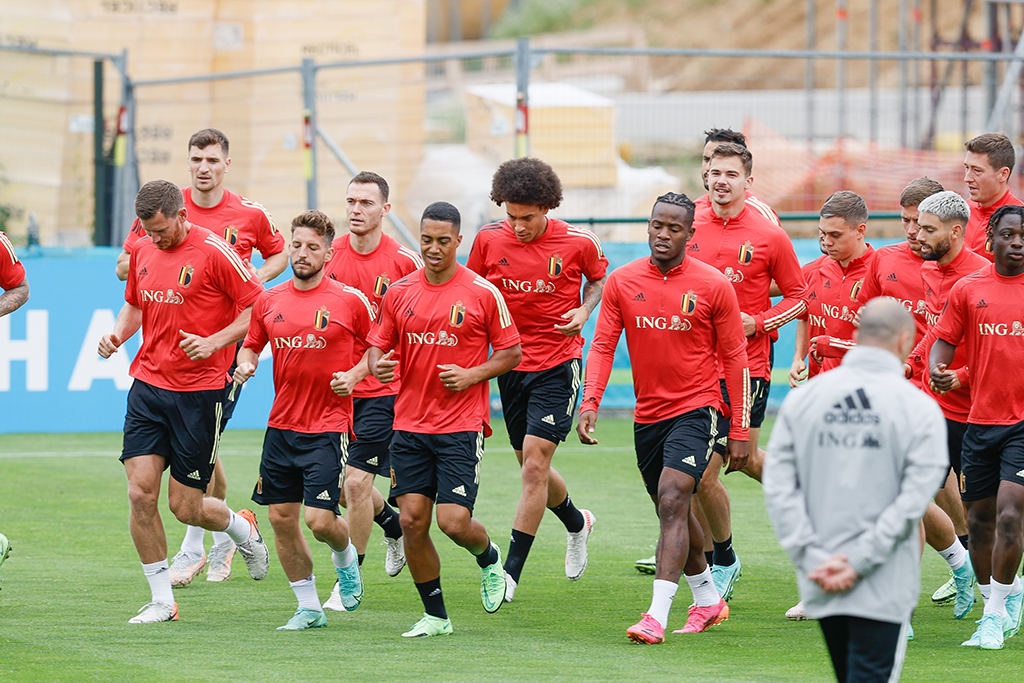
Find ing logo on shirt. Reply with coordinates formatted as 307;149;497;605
374;273;390;297
681;290;698;315
849;280;863;301
548;254;563;278
178;264;194;288
738;242;754;265
449;301;466;327
314;307;330;331
224;226;239;246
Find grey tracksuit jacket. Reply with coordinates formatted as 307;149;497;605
764;345;949;623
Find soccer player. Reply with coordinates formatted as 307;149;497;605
931;204;1024;650
963;133;1022;261
687;142;808;599
98;180;270;623
696;128;780;226
366;201;521;637
467;157;606;602
765;298;947;682
233;210;369;630
579;192;748;643
0;231;29;318
117;129;287;587
320;172;421;610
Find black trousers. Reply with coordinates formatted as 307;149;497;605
819;615;907;683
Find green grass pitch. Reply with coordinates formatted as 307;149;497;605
0;419;1018;682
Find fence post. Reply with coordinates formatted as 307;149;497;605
302;57;318;210
93;59;108;246
515;37;530;158
805;0;815;151
111;49;139;247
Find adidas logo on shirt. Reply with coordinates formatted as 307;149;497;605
139;267;148;277
633;293;646;302
187;470;201;480
403;308;415;318
542;414;556;425
977;300;989;309
316;490;332;501
367;456;378;466
497;257;510;266
808;291;817;301
823;279;832;289
452;485;467;497
682;455;696;467
273;313;285;323
825;389;879;424
885;273;898;282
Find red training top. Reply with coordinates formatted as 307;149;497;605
466;218;608;372
800;246;874;372
800;255;829;380
581;255;750;439
695;191;781;226
0;232;26;290
965;190;1022;263
906;246;989;422
325;233;424;398
857;241;928;343
366;265;521;436
125;225;263;391
688;203;808;378
934;263;1024;425
243;277;374;434
123;187;284;263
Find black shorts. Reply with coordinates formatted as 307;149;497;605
389;430;484;511
945;418;968;483
346;395;396;477
714;376;769;454
251;427;345;512
960;419;1024;501
120;379;224;491
498;358;581;450
633;408;719;497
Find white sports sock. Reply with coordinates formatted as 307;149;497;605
211;531;232;547
686;567;720;607
979;582;992;607
985;579;1012;618
1012;575;1023;594
223;511;253;545
289;575;320;611
332;542;356;569
142;560;174;606
937;539;967;571
647;579;677;629
179;525;205;557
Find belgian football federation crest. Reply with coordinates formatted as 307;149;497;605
223;226;239;246
449;301;466;327
849;280;863;301
314;307;330;331
374;273;390;297
738;241;754;265
985;235;993;254
178;264;194;287
548;254;563;278
681;290;698;315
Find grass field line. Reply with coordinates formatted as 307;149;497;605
0;445;630;458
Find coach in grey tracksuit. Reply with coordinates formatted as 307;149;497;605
764;299;948;683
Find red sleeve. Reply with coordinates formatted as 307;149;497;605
580;273;623;414
797;260;819;322
934;285;967;348
253;208;285;258
713;279;751;440
242;293;270;354
465;233;488;276
125;249;139;306
858;253;882;304
122;218;144;254
0;233;26;290
211;248;264;308
347;288;374;342
366;288;399;350
481;285;520;351
755;233;808;334
582;234;609;282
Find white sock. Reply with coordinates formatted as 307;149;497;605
986;578;1012;618
179;525;205;557
937;539;967;571
142;560;174;605
686;566;721;607
1012;575;1023;594
211;531;232;547
979;582;992;607
223;511;253;545
647;579;677;629
289;574;321;611
332;542;356;569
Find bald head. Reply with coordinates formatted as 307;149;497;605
855;298;917;360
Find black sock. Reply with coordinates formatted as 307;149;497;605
549;494;585;534
374;502;403;540
705;550;715;568
473;539;499;568
415;577;447;619
357;554;365;567
713;536;737;567
958;534;970;551
504;530;535;583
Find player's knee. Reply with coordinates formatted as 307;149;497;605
127;482;159;512
656;487;690;520
436;508;470;538
268;504;300;532
520;456;550;488
400;509;430;538
995;505;1024;541
304;509;339;538
168;500;203;526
